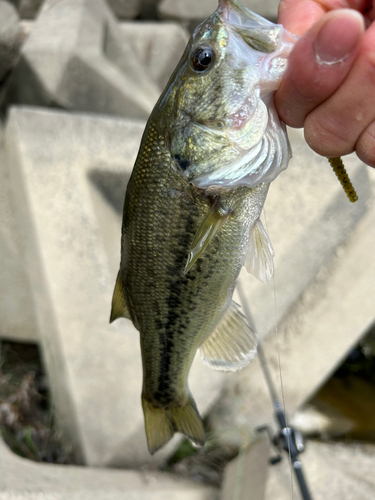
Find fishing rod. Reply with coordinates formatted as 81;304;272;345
237;282;313;500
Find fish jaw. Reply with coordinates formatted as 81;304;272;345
218;0;297;93
218;0;290;32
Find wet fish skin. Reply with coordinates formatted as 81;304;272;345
123;118;269;392
111;0;296;454
122;118;268;452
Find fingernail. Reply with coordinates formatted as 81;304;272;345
314;10;364;64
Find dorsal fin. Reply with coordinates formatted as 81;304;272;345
184;201;229;275
199;301;257;372
245;219;274;284
110;271;131;323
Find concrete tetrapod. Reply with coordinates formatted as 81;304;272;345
159;0;280;22
0;123;38;342
3;106;225;467
210;151;374;443
5;0;159;118
2;106;372;466
0;437;218;500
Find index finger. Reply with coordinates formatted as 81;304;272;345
278;0;326;35
278;0;369;35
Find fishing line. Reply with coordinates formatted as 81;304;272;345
263;207;294;500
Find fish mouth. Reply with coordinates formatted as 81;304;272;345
217;1;280;56
217;0;242;20
217;0;297;56
218;0;270;27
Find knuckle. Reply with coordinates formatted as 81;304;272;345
359;41;375;86
304;112;354;157
356;125;375;168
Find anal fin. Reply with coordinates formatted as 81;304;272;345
110;270;131;323
200;301;257;372
245;219;274;284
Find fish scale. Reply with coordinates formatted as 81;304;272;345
122;115;268;441
111;0;295;454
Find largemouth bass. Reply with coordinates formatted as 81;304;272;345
111;0;296;454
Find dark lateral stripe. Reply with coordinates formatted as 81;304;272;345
155;211;196;405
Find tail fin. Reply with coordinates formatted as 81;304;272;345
142;395;206;455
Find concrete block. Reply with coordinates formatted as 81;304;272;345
291;404;354;438
159;0;280;22
5;0;160;118
234;128;371;341
221;437;270;500
140;0;161;19
0;437;218;500
265;440;375;500
18;0;44;19
120;22;189;90
0;1;22;81
0;123;39;342
209;151;374;435
3;106;225;467
291;370;375;440
4;1;43;19
19;19;33;37
4;0;21;10
106;0;142;19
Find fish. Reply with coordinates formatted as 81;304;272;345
110;0;297;454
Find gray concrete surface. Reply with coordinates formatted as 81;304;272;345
6;0;43;19
209;160;375;437
3;106;226;468
119;22;189;90
0;437;218;500
14;19;189;94
291;404;354;438
221;437;270;500
5;0;159;118
107;0;142;19
265;440;375;500
0;1;21;81
2;109;372;471
0;1;373;497
0;123;39;342
2;111;372;464
17;0;44;19
19;19;33;37
159;0;281;21
234;127;371;341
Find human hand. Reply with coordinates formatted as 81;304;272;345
275;1;375;168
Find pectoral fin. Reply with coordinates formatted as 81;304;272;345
184;201;228;275
199;301;257;372
245;219;274;284
110;271;131;323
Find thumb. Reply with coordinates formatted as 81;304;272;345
275;9;364;128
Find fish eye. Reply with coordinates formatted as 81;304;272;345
191;46;215;73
